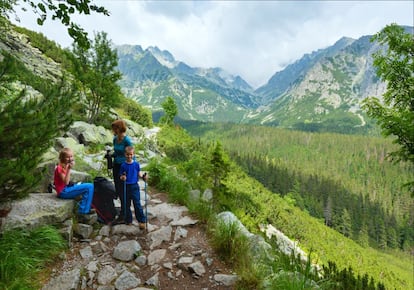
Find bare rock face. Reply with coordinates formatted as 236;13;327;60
0;29;63;83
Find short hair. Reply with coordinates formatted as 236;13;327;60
125;146;134;153
59;148;73;162
111;119;127;133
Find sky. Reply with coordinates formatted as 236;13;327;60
11;1;414;89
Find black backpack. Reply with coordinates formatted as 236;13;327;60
92;177;117;224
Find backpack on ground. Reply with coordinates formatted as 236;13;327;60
92;176;117;224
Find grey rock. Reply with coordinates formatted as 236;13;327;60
188;260;206;276
75;223;94;239
97;265;117;285
202;188;213;201
111;224;140;236
124;119;145;139
79;246;93;260
114;271;141;290
178;256;194;265
163;262;173;270
113;240;141;261
68;121;113;146
148;203;188;223
0;193;74;232
86;260;99;272
214;274;239;286
174;226;188;241
55;137;85;155
99;225;111;236
148;225;172;249
135;254;147;266
217;211;272;260
147;249;167;266
145;272;159;288
189;189;201;202
171;216;198;226
42;268;80;290
59;220;73;247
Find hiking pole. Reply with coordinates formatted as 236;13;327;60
143;172;148;232
123;172;127;222
104;146;113;177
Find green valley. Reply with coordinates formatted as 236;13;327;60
183;121;413;289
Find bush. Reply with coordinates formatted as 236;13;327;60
119;97;153;128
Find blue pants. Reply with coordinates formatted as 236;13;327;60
59;183;94;214
122;183;146;224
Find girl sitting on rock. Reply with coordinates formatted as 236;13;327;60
54;147;94;215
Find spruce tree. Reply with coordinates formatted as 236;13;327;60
0;32;74;201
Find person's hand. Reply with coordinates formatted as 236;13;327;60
120;173;126;181
66;160;75;170
68;158;75;168
142;172;148;181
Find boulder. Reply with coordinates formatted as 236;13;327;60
124;119;145;139
68;121;113;146
55;137;85;153
0;193;74;232
217;211;272;260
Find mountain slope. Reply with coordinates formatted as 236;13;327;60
255;36;356;104
117;44;258;123
247;34;390;133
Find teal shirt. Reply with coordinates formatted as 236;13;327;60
113;135;133;165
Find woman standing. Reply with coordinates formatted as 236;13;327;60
111;119;133;224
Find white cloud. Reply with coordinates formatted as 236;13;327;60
11;0;414;88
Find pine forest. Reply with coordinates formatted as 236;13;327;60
184;122;414;253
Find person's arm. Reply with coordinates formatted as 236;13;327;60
138;164;148;181
57;163;72;185
126;136;133;147
119;164;127;181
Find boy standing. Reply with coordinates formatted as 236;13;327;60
118;146;147;229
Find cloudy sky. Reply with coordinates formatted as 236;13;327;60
12;1;413;88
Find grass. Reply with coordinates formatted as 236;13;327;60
0;226;66;289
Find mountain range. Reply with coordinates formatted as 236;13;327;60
4;22;412;134
114;27;414;133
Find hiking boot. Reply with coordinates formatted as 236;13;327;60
139;222;146;230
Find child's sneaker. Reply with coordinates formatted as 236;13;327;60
139;222;146;230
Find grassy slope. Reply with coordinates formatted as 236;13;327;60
183;123;413;289
223;167;412;290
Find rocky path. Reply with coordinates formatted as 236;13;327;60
42;180;238;290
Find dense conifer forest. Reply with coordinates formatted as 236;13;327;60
184;122;414;252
